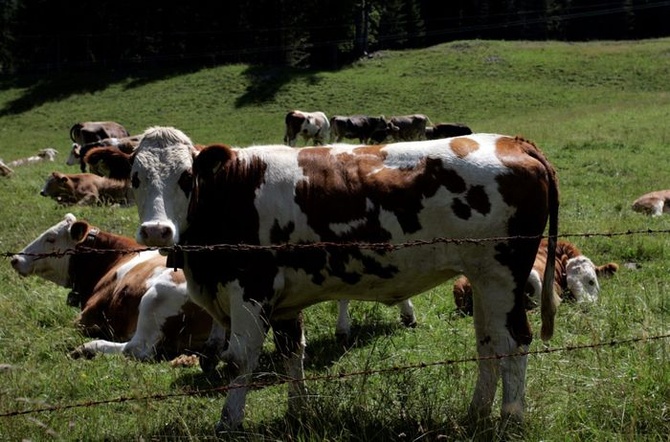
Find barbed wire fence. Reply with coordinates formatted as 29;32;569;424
1;228;669;419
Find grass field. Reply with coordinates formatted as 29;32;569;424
0;38;669;441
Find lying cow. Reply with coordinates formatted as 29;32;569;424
130;126;559;431
631;190;670;216
0;148;59;176
84;146;133;180
66;121;132;171
10;213;213;361
453;239;619;316
283;110;330;147
329;115;393;143
426;123;473;140
40;171;133;206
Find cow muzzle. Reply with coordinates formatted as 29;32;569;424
138;222;177;247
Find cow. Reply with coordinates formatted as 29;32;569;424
84;146;134;180
66;121;132;171
453;239;619;316
631;190;670;216
40;171;133;206
1;148;58;176
129;126;559;432
426;123;473;140
9;213;214;362
0;159;13;176
329;115;394;144
385;114;430;142
283;110;330;147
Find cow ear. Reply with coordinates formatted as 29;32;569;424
193;144;234;176
561;254;570;269
596;262;619;278
69;221;90;243
64;213;77;224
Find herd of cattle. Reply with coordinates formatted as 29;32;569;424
2;114;662;432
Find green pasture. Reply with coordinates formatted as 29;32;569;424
0;38;669;441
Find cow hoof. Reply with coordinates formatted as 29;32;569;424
199;355;219;373
400;315;417;328
335;332;350;348
69;347;96;360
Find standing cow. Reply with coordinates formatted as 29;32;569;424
66;121;130;171
129;126;559;432
387;114;430;142
10;213;214;361
329;115;394;144
283;110;330;147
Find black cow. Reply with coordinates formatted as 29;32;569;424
425;123;473;140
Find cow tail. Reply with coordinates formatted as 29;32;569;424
538;153;559;342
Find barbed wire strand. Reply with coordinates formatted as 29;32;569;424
1;332;668;419
3;228;670;260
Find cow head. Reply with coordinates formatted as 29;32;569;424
40;171;76;204
131;126;197;247
38;148;58;161
564;256;618;302
66;143;81;166
10;213;77;287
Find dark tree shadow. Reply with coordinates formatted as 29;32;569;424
0;62;330;117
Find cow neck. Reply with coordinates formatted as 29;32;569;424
67;227;126;308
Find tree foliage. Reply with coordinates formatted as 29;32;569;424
0;0;669;73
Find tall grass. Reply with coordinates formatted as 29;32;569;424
0;39;669;441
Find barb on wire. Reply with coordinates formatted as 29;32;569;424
1;332;668;419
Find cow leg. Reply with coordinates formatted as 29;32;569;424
217;292;269;432
199;321;230;373
335;300;352;344
397;299;417;328
271;313;307;419
70;340;126;359
466;274;529;425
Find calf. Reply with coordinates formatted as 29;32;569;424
130;126;559;431
425;123;473;140
453;239;619;316
329;115;393;143
283;110;330;147
40;171;132;206
9;214;213;361
631;190;670;216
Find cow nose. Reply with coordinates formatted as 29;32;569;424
139;223;175;246
10;255;19;269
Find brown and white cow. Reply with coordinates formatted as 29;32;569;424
129;126;559;431
329;115;394;144
66;122;132;171
631;190;670;216
10;214;214;361
40;171;133;206
426;123;473;140
283;110;330;147
453;239;619;316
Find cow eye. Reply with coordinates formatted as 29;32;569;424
588;280;595;286
131;172;140;189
